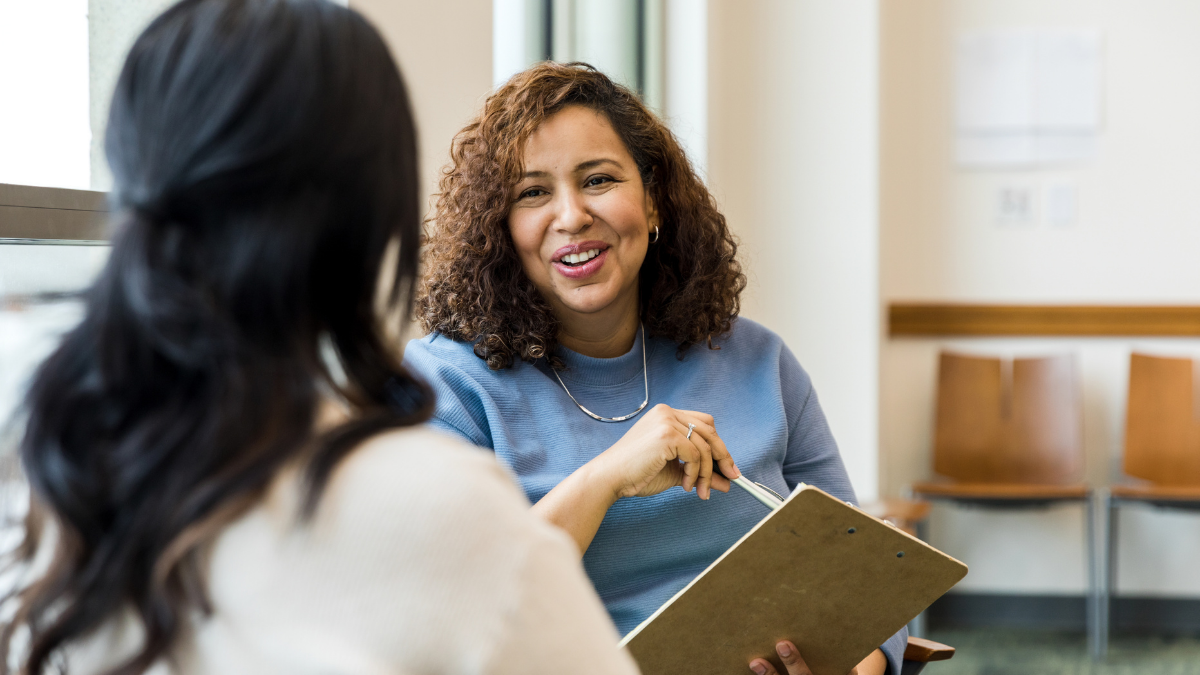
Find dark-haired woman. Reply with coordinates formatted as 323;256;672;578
407;63;904;675
1;3;639;674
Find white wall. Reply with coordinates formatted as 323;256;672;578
708;1;881;501
88;0;177;192
880;0;1200;596
352;0;493;217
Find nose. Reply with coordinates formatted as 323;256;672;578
553;188;592;234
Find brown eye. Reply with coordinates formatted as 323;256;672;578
520;188;547;199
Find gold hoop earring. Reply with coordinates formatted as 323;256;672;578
650;225;660;244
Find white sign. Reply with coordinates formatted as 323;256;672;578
955;29;1103;167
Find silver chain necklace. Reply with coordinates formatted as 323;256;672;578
552;324;649;423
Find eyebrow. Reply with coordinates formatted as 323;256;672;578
521;157;624;179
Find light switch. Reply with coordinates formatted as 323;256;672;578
1046;183;1077;227
996;185;1037;226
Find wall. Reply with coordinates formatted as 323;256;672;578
708;0;882;500
89;0;176;191
880;0;1200;596
351;0;493;217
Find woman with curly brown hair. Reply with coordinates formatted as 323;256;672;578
406;62;904;675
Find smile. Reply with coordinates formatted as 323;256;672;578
556;248;603;266
551;241;610;280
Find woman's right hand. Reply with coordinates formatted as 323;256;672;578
531;403;742;556
593;403;740;501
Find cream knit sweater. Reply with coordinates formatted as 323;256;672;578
59;426;640;675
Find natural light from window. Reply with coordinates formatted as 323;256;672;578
0;0;91;190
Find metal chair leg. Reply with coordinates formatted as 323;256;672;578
1086;494;1099;660
1097;491;1117;661
908;613;926;639
908;518;930;638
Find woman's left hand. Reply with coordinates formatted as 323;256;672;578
749;642;887;675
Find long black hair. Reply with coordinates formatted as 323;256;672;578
1;1;432;672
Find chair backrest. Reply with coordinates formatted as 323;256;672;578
934;352;1082;484
1124;353;1200;486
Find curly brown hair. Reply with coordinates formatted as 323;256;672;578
417;62;746;370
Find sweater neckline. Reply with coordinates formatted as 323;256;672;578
555;327;652;387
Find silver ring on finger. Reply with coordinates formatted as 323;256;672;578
686;423;695;440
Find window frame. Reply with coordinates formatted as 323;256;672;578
0;183;108;245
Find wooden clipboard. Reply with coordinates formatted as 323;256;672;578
618;485;967;675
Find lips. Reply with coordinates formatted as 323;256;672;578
552;241;610;280
552;240;610;264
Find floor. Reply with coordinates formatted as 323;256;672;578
925;629;1200;675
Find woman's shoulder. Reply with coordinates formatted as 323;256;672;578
406;331;472;358
200;425;611;673
704;317;794;367
240;424;538;553
224;424;560;597
724;316;784;350
697;317;814;391
404;332;529;389
405;332;486;373
332;425;531;520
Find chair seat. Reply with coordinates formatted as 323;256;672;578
860;499;931;535
1111;483;1200;501
913;481;1089;501
903;636;955;663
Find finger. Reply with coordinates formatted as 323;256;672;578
748;658;781;675
675;409;716;430
675;422;728;495
683;423;714;499
672;433;701;492
667;417;706;491
676;415;740;480
776;641;812;675
706;430;740;482
711;473;731;492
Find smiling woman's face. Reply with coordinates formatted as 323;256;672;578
508;105;656;329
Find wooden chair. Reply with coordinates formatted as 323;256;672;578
1100;353;1200;656
901;636;955;675
861;499;932;539
911;353;1099;654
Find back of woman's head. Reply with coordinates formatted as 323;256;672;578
2;1;431;672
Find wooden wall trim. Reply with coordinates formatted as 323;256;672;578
0;183;109;243
889;304;1200;337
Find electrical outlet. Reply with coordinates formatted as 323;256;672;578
996;185;1037;227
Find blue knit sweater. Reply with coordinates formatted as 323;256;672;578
403;318;905;674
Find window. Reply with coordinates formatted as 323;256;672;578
493;0;664;112
0;0;175;508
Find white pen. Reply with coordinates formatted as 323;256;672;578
710;461;785;511
685;423;785;511
730;474;784;511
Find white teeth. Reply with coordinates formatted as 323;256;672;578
561;249;602;265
